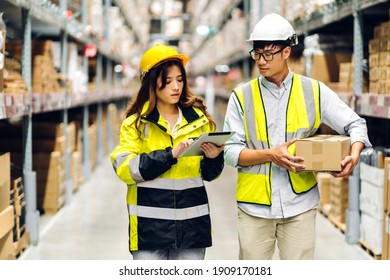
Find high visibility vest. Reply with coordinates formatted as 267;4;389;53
234;73;321;206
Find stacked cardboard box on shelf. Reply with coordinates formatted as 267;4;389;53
338;61;354;93
330;177;349;225
89;123;97;171
6;40;62;94
3;57;28;94
102;108;109;155
316;172;332;214
32;121;78;213
369;20;390;94
0;121;79;214
69;111;97;174
108;103;121;148
0;153;15;260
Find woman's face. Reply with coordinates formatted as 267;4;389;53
156;64;184;107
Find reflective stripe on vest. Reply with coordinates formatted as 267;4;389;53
128;204;209;220
286;74;321;148
112;152;131;173
129;155;144;183
235;73;320;205
137;177;204;191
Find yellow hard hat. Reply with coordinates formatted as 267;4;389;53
139;44;190;82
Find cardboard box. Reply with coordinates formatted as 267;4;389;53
0;206;14;240
311;53;353;84
296;135;351;171
0;205;15;260
0;153;11;212
330;177;349;223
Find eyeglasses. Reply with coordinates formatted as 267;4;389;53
249;47;286;61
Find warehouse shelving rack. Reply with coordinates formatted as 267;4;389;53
0;0;136;245
189;0;251;78
293;0;390;119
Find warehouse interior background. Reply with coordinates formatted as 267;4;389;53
1;0;390;261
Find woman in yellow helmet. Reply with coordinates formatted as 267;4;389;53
110;44;225;260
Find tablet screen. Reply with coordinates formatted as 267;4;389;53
178;131;235;157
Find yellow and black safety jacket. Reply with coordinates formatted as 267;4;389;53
110;102;224;251
233;73;321;206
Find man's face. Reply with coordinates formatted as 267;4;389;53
251;44;289;78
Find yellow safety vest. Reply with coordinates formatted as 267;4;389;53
234;73;321;206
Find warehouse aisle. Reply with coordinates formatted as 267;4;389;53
19;157;372;260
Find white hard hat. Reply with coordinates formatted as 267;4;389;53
247;13;298;46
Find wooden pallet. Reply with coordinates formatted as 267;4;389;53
13;230;30;258
359;239;382;260
327;214;346;234
318;204;331;217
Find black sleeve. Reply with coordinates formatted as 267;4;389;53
200;151;225;182
139;147;178;181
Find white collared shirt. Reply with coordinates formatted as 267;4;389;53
166;106;183;136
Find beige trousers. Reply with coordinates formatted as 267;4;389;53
237;208;317;260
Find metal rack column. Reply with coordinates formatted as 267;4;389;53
345;0;364;245
60;0;72;205
104;0;114;151
96;53;104;164
81;0;91;180
21;7;39;246
243;0;251;81
353;0;364;95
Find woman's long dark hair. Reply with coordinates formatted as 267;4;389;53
125;59;216;134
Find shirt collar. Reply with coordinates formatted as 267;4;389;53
170;107;183;136
260;70;293;91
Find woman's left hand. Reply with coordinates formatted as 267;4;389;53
200;142;225;159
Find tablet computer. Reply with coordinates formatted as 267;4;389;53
178;131;235;157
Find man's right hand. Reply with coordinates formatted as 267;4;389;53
271;138;306;173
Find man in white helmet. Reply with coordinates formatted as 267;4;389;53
223;13;371;260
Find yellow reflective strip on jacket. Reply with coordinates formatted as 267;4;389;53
128;185;138;251
129;204;210;220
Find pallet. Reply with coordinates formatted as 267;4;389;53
359;239;382;260
318;204;331;217
13;230;30;258
327;214;346;234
